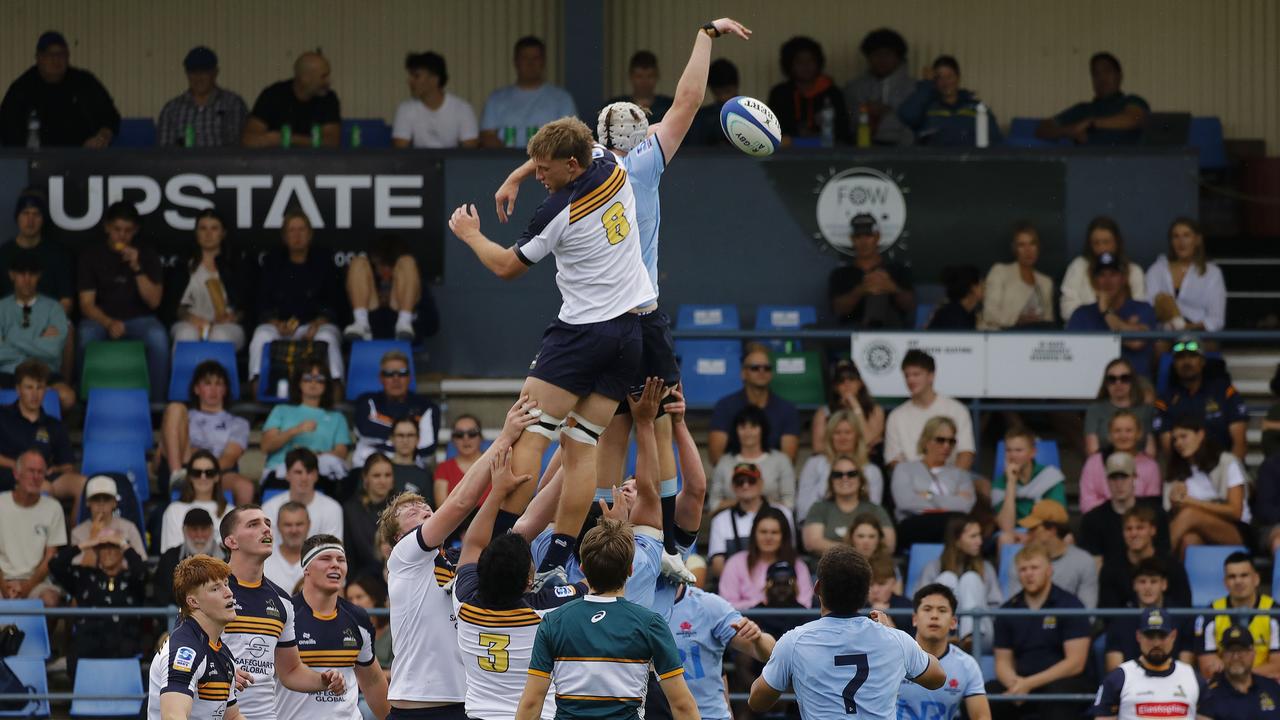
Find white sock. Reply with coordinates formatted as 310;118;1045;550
396;311;414;326
353;309;369;325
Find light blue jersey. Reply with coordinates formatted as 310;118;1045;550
668;587;741;720
896;645;984;720
622;532;663;608
618;134;665;295
762;614;931;720
650;538;695;621
530;528;585;584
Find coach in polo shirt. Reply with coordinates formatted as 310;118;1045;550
1202;626;1280;720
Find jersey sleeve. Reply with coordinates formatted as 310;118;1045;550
648;613;684;680
895;628;931;680
387;525;439;576
1089;667;1125;716
759;629;794;692
163;643;204;696
277;588;297;647
528;619;555;678
514;195;570;266
352;605;377;666
625;136;665;186
525;580;588;610
705;593;744;647
959;654;986;697
453;563;479;605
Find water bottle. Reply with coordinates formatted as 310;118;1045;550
856;104;872;148
25;110;39;150
281;123;292;147
350;123;362;148
310;124;321;147
975;102;989;148
818;97;835;148
183;123;195;148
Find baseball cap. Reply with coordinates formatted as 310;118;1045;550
1093;251;1122;275
1220;625;1254;651
14;189;46;220
1172;334;1203;356
849;213;879;237
766;561;797;583
1017;499;1069;529
85;475;118;500
1138;607;1173;635
732;463;762;484
36;31;67;53
1105;452;1136;478
183;508;215;528
184;46;218;72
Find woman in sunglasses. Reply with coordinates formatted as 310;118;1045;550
801;453;893;556
351;349;439;468
1165;415;1248;557
891;416;978;547
993;426;1066;548
260;361;351;487
809;360;884;456
433;414;485;508
1078;410;1162;514
796;409;885;523
1085;358;1155;456
159;450;230;552
707;405;796;513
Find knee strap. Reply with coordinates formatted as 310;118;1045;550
526;412;565;441
561;412;605;446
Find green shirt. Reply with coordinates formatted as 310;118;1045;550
804;500;892;542
0;294;68;373
1054;92;1150;145
990;462;1066;520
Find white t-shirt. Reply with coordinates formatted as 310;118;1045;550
883;394;975;464
0;493;66;578
1186;460;1251;523
706;505;795;559
160;500;231;554
261;491;345;541
263;552;303;594
387;530;466;703
391;94;478;148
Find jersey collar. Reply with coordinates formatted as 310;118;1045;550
1137;658;1177;677
584;595;619;603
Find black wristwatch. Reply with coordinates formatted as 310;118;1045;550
701;22;720;38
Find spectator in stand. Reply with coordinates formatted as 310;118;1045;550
898;55;1001;147
1196;553;1280;680
1067;251;1158;375
0;31;120;148
479;36;577;149
1079;413;1162;514
708;343;800;464
159;360;253;503
0;250;70;404
688;59;738;146
1080;452;1169;562
988;543;1092;720
992;427;1066;546
1085;358;1156;456
344;454;397;581
884;349;975;469
350;349;439;468
1264;364;1280;459
159;450;230;553
345;576;393;680
392;51;478;148
388;417;430;497
717;507;812;610
262;447;345;540
48;529;146;677
1146;217;1226;332
706;463;795;579
1154;336;1249;460
796;408;884;521
1037;52;1148;146
1060;216;1147;321
925;265;982;330
1006;500;1099;608
261;363;350;488
1165;416;1249;555
0;189;73;313
0;361;82;499
844;28;914;145
802;454;893;556
767;36;851;145
156;46;248;147
846;512;892;562
243;52;340;147
77;201;168;399
866;552;914;628
979;222;1056;330
1200;626;1280;720
69;475;146;565
170;209;247;349
891;417;978;546
0;450;65;606
1102;558;1196;669
152;508;221;606
749;561;806;643
809;359;884;457
264;501;308;592
1259;453;1280;556
433;415;484;507
829;213;915;329
708;408;796;512
247;209;345;384
606;51;673;123
915;515;1001;645
345;236;435;343
1098;505;1191;610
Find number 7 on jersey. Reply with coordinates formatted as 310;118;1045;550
836;653;869;714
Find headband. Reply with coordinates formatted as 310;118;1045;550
302;543;345;569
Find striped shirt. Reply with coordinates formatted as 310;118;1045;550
156;87;249;147
224;574;296;720
275;595;375;720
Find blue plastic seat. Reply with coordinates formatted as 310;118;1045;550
169;341;240;402
1186;545;1248;607
1005;117;1071;148
674;339;742;409
998;543;1023;595
754;305;817;332
256;343;289;404
346;340;416;401
342;118;392;148
0;656;49;717
113;118;156;147
81;441;150;503
1189;117;1227;170
262;487;287;504
905;543;943;595
914;303;935;329
676;304;740;331
84;388;153;450
69;657;144;718
0;388;60;419
0;599;50;659
993;439;1061;477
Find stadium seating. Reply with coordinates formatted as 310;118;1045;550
0;656;48;717
978;654;996;682
80;341;149;400
69;658;144;718
262;487;287;504
84;389;154;450
346;340;416;401
914;303;935;330
769;350;825;406
342;118;393;148
1186;544;1248;607
754;304;817;351
998;542;1023;593
113;118;156;147
168;341;241;402
1189;117;1227;170
676;304;740;330
674;339;742;408
0;388;60;419
0;599;50;659
1004;117;1070;148
992;439;1061;477
81;441;150;503
905;543;944;595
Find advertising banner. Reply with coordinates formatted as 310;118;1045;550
850;332;986;398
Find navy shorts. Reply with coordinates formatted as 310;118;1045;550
615;309;680;416
528;314;642;401
388;705;467;720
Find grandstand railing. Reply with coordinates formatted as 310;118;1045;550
2;606;1276;705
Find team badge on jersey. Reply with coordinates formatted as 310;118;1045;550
342;628;358;648
173;646;196;672
554;585;577;598
1261;692;1276;711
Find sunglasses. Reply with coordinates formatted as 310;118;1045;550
1172;341;1201;355
931;436;958;446
381;369;410;378
1105;373;1133;384
452;429;481;439
829;470;860;480
190;468;220;478
744;363;773;372
20;304;31;329
301;373;327;383
732;475;760;487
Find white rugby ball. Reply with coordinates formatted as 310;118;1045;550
719;96;782;157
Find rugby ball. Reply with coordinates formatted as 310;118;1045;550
719;96;782;157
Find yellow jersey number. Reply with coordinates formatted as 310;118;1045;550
601;201;631;245
477;632;511;673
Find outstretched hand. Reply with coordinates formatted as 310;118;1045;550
448;203;482;241
626;376;665;424
490;447;533;497
711;18;752;40
598;483;635;522
500;395;541;444
665;384;687;425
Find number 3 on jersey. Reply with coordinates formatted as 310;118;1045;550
601;201;631;245
836;653;869;714
478;632;510;672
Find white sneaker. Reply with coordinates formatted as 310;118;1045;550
395;321;415;342
660;551;697;584
343;322;372;341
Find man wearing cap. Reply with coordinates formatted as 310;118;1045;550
0;250;70;401
156;46;248;147
1080;451;1171;565
705;462;795;578
1196;552;1280;680
0;189;73;313
1098;505;1191;611
0;30;120;147
243;52;341;148
1006;500;1099;608
153;507;222;606
1153;336;1249;460
1091;608;1205;720
829;212;915;328
69;475;147;565
1201;626;1280;720
1067;251;1157;374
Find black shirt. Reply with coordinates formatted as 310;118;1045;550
1201;673;1280;720
765;79;853;143
926;301;976;330
76;241;163;320
1097;556;1192;610
689;102;730;146
0;239;74;303
254;246;342;324
1079;498;1171;562
47;544;147;657
0;401;74;490
828;260;913;328
249;79;341;133
0;66;121;146
993;584;1091;677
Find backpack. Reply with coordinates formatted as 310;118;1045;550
0;657;34;713
0;626;22;657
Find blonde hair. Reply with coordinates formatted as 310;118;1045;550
526;117;593;168
916;416;958;457
1015;542;1051;565
827;453;869;502
173;555;232;618
377;492;428;549
824;409;869;467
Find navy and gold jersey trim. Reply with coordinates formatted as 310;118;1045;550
224;616;285;637
569;165;626;224
196;681;232;701
459;604;541;628
298;649;361;668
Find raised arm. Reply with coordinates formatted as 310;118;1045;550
448;204;529;280
495;159;537;223
653;18;751;163
627;377;664;530
668;387;707;532
459;447;534;567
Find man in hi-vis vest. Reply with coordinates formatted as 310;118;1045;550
1195;551;1280;679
